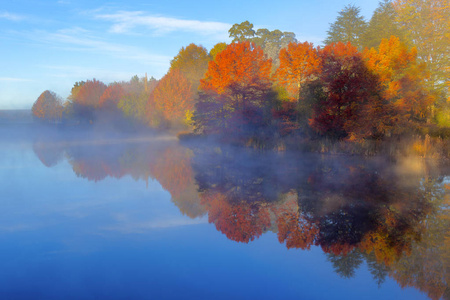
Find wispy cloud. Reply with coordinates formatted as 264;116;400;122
29;27;171;66
95;11;231;37
40;64;138;82
103;216;208;234
0;12;24;21
0;77;33;82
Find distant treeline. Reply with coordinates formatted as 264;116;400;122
32;0;450;148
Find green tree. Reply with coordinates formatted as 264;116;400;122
393;0;450;98
324;5;368;50
117;75;149;124
228;21;255;42
362;0;407;50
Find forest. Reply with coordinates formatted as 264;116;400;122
31;0;450;154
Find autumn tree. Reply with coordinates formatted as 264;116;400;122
308;42;388;140
147;69;194;128
170;43;210;91
209;42;227;61
117;75;155;124
325;5;368;50
196;41;273;136
364;36;435;127
99;82;126;109
69;78;106;108
276;41;321;101
393;0;450;97
32;90;64;123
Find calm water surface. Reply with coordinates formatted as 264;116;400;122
0;126;449;299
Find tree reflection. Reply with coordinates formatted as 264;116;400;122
31;137;449;299
191;144;449;299
32;135;204;218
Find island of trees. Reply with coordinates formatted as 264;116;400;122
32;0;450;155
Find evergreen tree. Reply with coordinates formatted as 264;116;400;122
324;5;367;50
362;0;407;50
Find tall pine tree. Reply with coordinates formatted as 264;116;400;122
324;5;367;50
362;0;407;50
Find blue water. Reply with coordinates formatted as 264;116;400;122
0;136;444;300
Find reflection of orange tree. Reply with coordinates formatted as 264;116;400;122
200;190;271;243
60;140;205;218
148;146;195;198
32;141;64;168
275;196;319;250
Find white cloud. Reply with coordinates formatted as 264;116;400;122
0;12;24;21
0;77;33;82
103;216;208;234
96;11;231;38
30;28;171;66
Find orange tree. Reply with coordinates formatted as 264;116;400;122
195;41;273;138
364;36;435;131
146;69;194;128
276;41;322;101
32;90;64;123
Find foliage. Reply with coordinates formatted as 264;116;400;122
196;41;273;137
170;43;210;90
32;90;64;122
99;82;126;109
309;42;387;140
147;69;194;128
361;0;407;50
117;75;150;124
228;21;256;42
228;21;297;68
364;36;435;127
324;5;368;50
393;0;450;97
276;42;321;100
209;42;227;61
69;78;107;108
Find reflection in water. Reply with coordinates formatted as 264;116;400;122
32;136;450;299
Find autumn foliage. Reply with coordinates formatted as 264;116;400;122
147;69;194;127
32;90;64;122
276;42;321;101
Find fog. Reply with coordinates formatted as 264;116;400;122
0;110;449;300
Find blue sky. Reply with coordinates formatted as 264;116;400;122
1;0;379;109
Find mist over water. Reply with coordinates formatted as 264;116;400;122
0;113;448;300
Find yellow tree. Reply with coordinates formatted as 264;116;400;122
276;41;321;101
169;43;210;91
393;0;450;97
364;36;435;126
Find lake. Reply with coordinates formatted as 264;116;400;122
0;123;449;300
